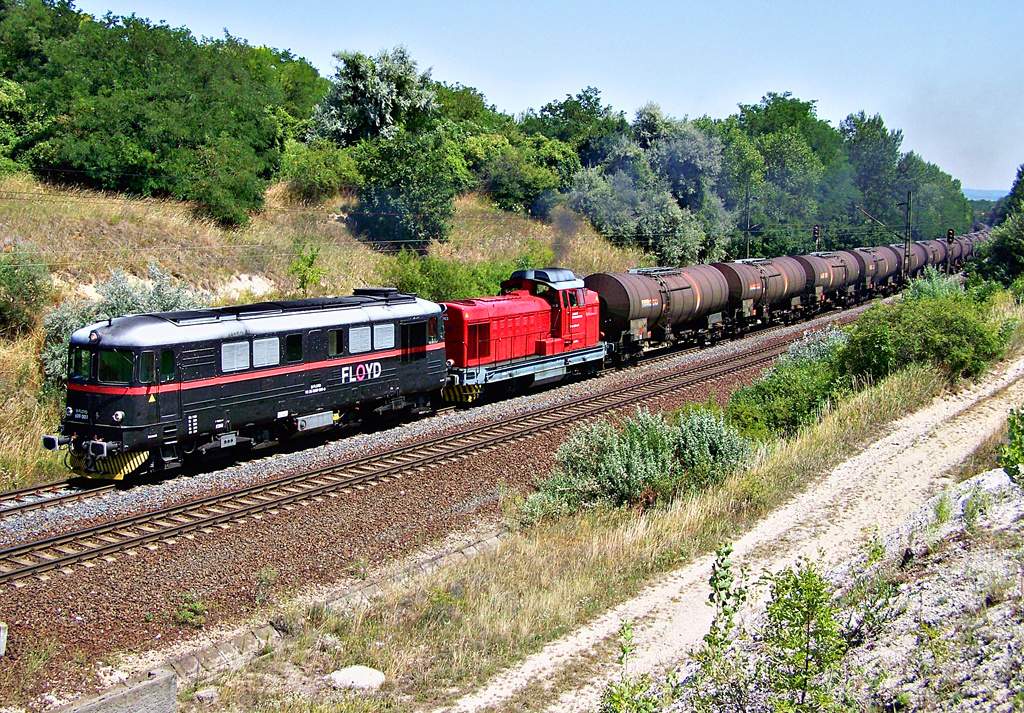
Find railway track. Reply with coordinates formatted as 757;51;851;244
0;480;116;519
0;338;790;588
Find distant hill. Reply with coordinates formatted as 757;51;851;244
964;189;1008;201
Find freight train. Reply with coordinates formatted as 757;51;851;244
43;232;987;479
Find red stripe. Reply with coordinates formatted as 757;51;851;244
68;343;446;396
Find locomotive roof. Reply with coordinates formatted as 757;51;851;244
69;291;441;349
504;268;584;291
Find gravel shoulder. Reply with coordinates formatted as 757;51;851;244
443;354;1024;713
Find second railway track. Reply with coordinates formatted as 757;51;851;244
0;337;791;588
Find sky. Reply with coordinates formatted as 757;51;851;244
71;0;1024;192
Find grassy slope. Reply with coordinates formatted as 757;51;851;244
0;177;646;489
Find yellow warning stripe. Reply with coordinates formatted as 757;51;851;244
442;385;483;403
68;450;150;480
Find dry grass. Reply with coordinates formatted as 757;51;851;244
0;330;65;489
194;364;947;712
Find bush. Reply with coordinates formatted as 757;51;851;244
674;408;751;491
42;264;209;385
381;248;552;302
835;294;1005;382
998;407;1024;486
727;328;846;437
280;139;359;202
352;128;471;251
0;247;50;337
522;407;750;523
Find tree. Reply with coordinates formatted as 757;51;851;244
307;45;435;146
841;111;903;227
519;87;629;166
352;128;471;251
568;168;704;265
9;11;303;223
992;163;1024;225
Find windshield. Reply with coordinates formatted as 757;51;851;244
69;347;91;381
97;349;134;385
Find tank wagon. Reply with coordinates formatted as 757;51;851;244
44;233;986;478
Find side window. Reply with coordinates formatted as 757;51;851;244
349;326;371;354
328;329;344;357
253;337;280;368
401;322;427;362
69;347;91;381
286;334;303;363
221;341;250;373
139;351;156;384
160;350;175;382
427;316;441;344
373;323;395;350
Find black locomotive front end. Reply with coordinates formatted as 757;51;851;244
43;321;172;479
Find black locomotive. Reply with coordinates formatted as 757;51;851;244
43;289;446;478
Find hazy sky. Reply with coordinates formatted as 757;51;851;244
72;0;1024;191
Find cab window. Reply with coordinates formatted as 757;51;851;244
139;351;155;384
97;349;133;385
69;347;91;381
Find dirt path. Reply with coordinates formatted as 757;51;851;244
443;355;1024;713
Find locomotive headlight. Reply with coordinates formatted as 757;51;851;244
65;406;74;417
112;410;124;423
89;330;100;343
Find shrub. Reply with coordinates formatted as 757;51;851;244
727;328;846;437
41;264;209;385
523;407;751;522
0;247;50;337
762;557;846;710
381;248;551;302
998;407;1024;486
280;138;359;201
835;295;1004;381
674;409;750;491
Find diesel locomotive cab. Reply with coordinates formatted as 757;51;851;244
43;324;177;479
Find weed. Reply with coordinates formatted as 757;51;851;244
762;557;847;710
963;487;991;533
932;493;953;525
174;594;208;629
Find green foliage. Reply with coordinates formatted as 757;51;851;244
998;407;1024;486
902;265;966;302
41;264;209;385
727;327;847;437
701;543;748;656
568;167;705;265
992;163;1024;225
835;292;1005;382
307;45;434;146
522;408;750;522
761;557;846;711
287;244;324;295
0;6;324;224
352;128;471;251
381;248;551;303
519;86;629;165
280;139;359;201
673;408;751;491
173;594;207;629
0;246;50;336
979;211;1024;286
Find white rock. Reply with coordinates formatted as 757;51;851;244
323;666;386;691
194;686;219;703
